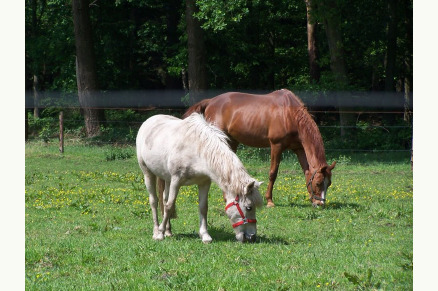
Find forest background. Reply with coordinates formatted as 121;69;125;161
24;0;412;151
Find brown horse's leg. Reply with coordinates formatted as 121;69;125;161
223;140;239;202
266;143;283;207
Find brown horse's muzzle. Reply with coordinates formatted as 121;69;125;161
312;200;325;208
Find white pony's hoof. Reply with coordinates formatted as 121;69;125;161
153;232;164;241
164;230;173;237
201;233;213;244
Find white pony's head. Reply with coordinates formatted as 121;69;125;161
224;180;264;243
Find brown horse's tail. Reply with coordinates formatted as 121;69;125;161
157;178;177;219
182;99;212;118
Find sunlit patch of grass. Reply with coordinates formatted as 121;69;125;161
25;141;412;290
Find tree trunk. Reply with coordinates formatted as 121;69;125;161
32;75;40;118
25;110;29;141
324;19;347;86
305;0;320;83
31;0;40;118
321;0;352;138
404;74;411;122
185;0;207;103
72;0;103;137
182;68;189;92
59;111;64;153
268;31;276;90
384;0;397;91
403;0;412;123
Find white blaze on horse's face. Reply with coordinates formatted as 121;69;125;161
307;165;334;207
313;161;336;207
306;162;336;207
320;176;330;203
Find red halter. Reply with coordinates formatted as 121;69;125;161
225;196;257;228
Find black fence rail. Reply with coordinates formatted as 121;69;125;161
25;90;412;110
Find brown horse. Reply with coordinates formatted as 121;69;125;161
183;89;336;207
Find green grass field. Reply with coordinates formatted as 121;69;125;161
25;140;412;290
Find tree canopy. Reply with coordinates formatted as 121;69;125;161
26;0;413;94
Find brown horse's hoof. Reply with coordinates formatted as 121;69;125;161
266;201;275;208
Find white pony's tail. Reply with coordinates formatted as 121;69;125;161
157;178;177;219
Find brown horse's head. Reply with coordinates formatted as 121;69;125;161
305;161;336;207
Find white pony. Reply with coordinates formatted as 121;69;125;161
136;113;263;243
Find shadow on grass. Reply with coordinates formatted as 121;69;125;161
325;202;362;210
173;232;200;240
173;226;289;245
256;234;290;245
279;201;362;210
172;226;235;242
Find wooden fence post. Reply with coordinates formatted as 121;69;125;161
59;111;64;153
410;138;413;171
25;110;29;141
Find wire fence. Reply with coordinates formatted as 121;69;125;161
25;111;412;154
25;90;413;154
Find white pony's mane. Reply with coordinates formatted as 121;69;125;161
184;113;252;195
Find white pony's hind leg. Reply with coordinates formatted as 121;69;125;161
198;182;212;243
143;169;164;241
159;179;180;238
157;179;172;237
164;180;172;237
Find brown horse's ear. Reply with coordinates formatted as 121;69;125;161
319;166;327;173
329;161;336;171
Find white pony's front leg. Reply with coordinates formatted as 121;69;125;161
198;182;212;243
159;179;180;238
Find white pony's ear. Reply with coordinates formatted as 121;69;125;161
244;180;255;195
253;181;264;208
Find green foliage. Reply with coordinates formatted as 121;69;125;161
335;155;352;165
25;0;76;92
27;113;57;142
199;0;309;90
86;109;145;144
237;145;271;162
194;0;250;32
320;116;412;152
38;126;54;143
105;148;135;161
26;107;411;154
26;0;412;93
237;145;299;164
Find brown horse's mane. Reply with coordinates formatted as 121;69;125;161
285;91;327;167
